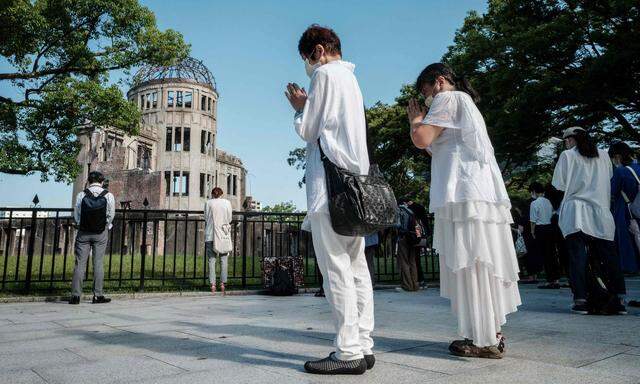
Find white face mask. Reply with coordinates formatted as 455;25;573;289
305;58;322;78
424;95;434;109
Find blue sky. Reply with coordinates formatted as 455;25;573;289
0;0;487;209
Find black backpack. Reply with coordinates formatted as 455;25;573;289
585;254;619;315
79;189;109;233
396;206;419;245
270;262;297;296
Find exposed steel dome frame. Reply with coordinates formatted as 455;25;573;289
132;57;217;91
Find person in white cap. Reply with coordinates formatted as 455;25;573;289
552;127;627;314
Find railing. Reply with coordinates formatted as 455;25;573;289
0;207;439;294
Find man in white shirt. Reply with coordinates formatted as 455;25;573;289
204;187;233;295
529;182;560;289
70;171;115;304
285;25;372;375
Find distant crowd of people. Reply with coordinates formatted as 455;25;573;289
512;130;638;315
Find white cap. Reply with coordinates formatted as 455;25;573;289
562;126;586;139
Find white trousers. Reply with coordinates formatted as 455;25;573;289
309;213;374;361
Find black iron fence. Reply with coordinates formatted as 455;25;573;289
0;207;439;294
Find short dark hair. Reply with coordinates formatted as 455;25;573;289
88;171;105;184
212;187;223;198
298;24;342;59
609;141;635;166
528;182;545;194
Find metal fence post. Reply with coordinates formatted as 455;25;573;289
24;209;37;293
241;214;247;288
139;209;148;292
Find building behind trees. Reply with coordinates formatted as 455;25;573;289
72;57;249;212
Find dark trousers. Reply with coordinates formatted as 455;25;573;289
566;232;626;301
397;237;419;291
523;230;543;276
316;264;324;295
364;245;376;285
535;225;560;282
551;214;569;276
415;248;425;283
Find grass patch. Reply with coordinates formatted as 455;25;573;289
0;249;435;295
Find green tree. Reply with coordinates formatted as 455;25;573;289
443;0;640;185
262;201;298;213
261;200;300;221
366;86;431;202
0;0;190;182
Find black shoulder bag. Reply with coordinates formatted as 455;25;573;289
318;134;398;236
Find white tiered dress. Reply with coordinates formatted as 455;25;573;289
425;91;521;347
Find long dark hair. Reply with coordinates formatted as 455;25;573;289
415;63;480;102
572;130;599;158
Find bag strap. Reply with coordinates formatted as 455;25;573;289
316;104;372;166
622;191;631;204
626;166;640;185
83;188;92;196
621;166;640;218
98;190;109;197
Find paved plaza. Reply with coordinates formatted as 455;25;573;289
1;279;639;384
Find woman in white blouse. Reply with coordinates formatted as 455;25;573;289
407;63;521;359
552;127;626;314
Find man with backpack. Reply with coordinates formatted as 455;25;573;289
70;171;115;305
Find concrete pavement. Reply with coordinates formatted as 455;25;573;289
0;279;639;383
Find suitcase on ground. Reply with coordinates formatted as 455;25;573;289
262;255;304;295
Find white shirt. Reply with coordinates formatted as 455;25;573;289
74;183;115;230
424;91;510;212
552;148;615;240
204;198;233;249
294;60;369;218
530;196;553;225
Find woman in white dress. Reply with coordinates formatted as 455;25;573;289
407;63;521;358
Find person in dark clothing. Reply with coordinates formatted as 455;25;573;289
545;183;570;283
396;199;420;292
364;233;379;287
406;198;428;286
315;264;325;297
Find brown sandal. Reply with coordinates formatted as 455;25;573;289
449;339;504;359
